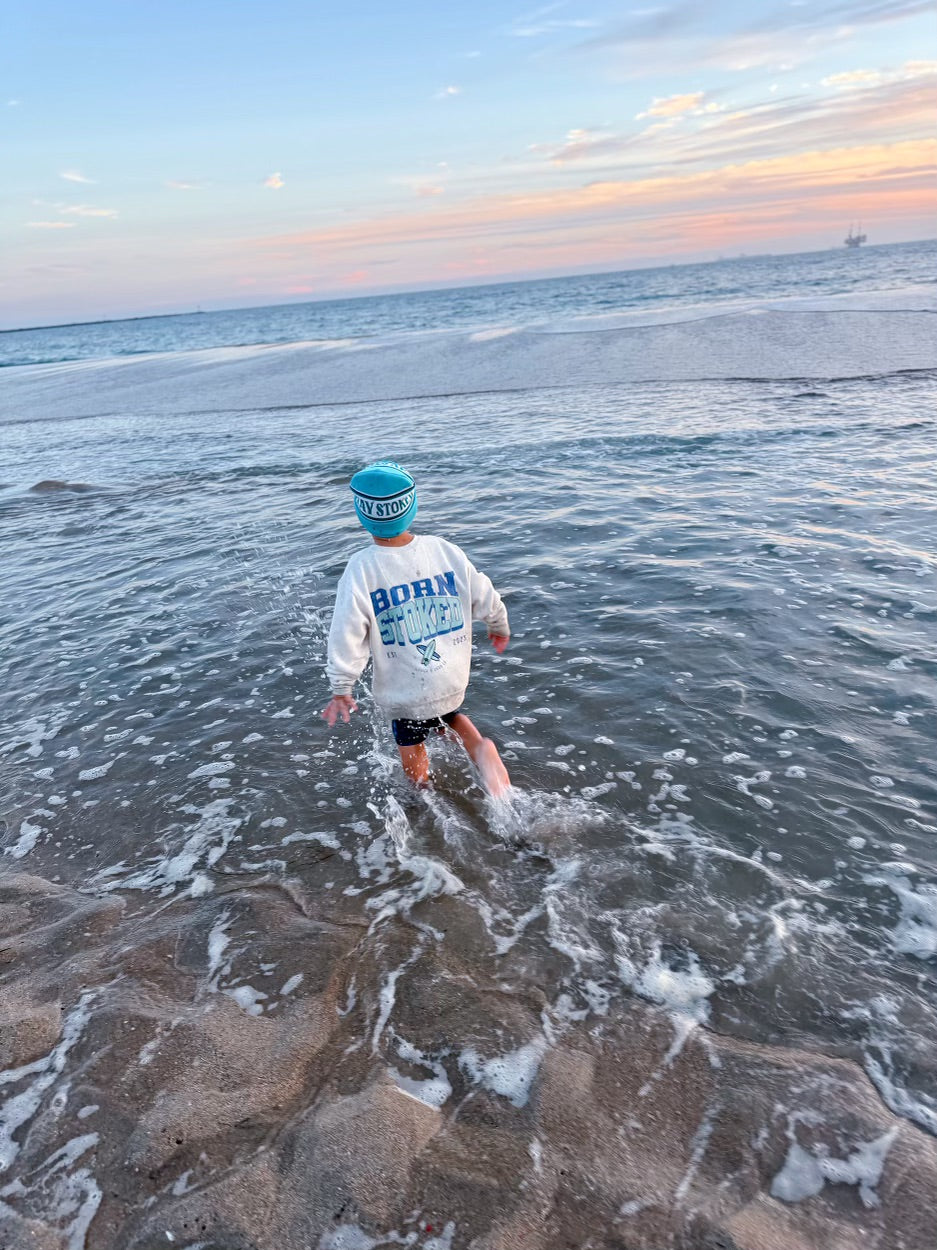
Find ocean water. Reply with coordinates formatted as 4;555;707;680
1;241;936;1250
2;238;934;368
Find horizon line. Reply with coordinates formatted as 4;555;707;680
3;236;934;336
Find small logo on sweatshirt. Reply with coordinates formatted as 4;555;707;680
417;639;439;666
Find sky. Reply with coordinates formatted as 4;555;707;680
2;0;935;327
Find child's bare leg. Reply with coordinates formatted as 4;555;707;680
446;713;511;797
398;743;431;788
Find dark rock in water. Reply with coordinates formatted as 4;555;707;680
29;479;94;492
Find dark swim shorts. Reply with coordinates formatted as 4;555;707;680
392;708;463;747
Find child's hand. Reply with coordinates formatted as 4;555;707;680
321;695;358;727
488;632;509;654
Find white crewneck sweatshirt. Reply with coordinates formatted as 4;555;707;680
325;533;509;719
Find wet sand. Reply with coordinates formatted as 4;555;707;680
2;838;936;1249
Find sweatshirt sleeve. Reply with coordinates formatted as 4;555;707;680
468;560;510;637
325;565;372;696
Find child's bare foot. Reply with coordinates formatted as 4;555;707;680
475;738;511;798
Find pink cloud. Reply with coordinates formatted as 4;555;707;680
637;92;706;119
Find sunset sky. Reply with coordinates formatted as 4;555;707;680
3;0;935;327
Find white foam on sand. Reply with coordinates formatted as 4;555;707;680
94;797;242;897
225;985;268;1016
318;1220;455;1249
281;829;341;849
864;1051;937;1138
372;945;423;1054
459;1035;548;1108
674;1106;719;1202
543;860;607;971
857;996;937;1138
771;1126;898;1209
317;1227;382;1250
0;994;93;1173
615;937;716;1069
280;972;304;996
364;797;465;929
389;1037;452;1110
205;910;232;987
423;1224;456;1250
0;1132;102;1250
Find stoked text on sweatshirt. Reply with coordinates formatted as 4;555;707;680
325;534;510;719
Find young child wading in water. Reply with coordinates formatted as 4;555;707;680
321;461;512;797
